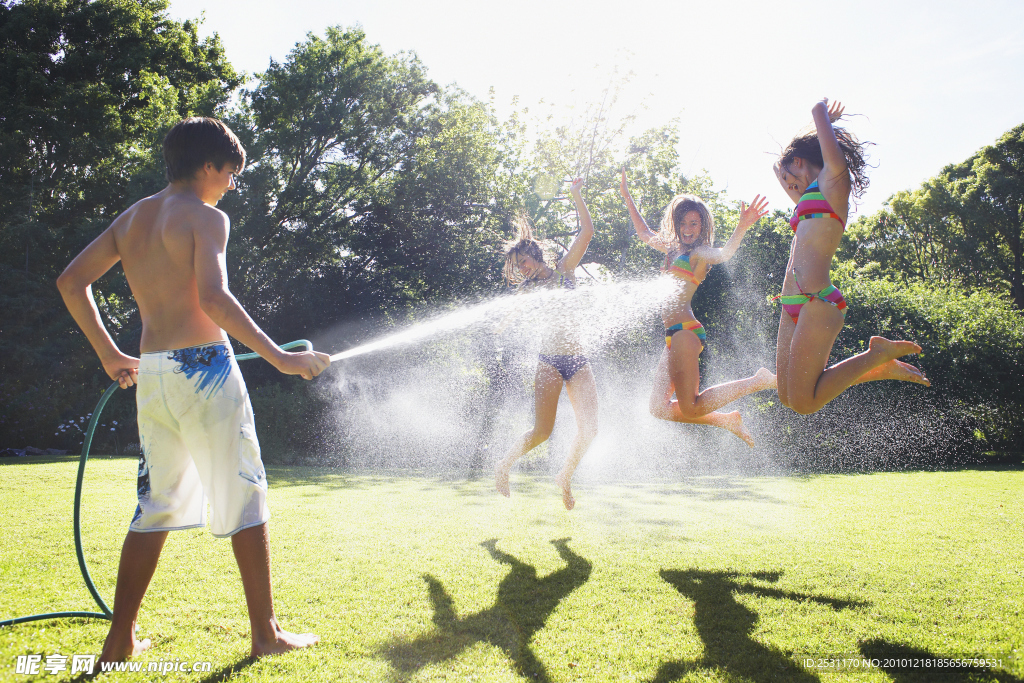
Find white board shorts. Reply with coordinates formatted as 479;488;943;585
130;342;270;538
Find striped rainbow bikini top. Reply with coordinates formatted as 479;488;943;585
790;181;846;231
662;251;702;285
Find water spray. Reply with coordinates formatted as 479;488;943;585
328;298;517;362
326;278;676;363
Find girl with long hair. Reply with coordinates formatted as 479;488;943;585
773;99;928;415
494;177;596;510
620;170;775;446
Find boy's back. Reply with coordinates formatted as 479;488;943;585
113;184;231;353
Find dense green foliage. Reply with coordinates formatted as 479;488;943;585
0;0;239;450
0;1;1020;461
836;270;1024;452
842;124;1024;309
223;27;509;332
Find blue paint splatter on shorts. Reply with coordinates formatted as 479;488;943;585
132;437;150;524
170;344;232;398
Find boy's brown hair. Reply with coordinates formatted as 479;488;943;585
163;117;246;183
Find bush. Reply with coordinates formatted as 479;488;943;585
248;377;337;463
834;265;1024;454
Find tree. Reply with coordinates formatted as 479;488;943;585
945;124;1024;309
222;26;513;344
0;0;239;448
841;123;1024;308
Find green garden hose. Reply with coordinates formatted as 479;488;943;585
0;340;313;628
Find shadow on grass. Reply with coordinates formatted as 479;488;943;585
379;537;592;682
649;568;867;683
265;467;402;491
251;464;1024;495
787;462;1024;480
859;639;1024;683
0;454;133;467
196;657;258;683
265;466;506;492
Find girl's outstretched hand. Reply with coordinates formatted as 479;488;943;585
619;168;631;201
569;176;584;196
823;97;845;123
737;195;770;229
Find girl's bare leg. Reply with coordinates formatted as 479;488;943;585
649;348;677;415
555;364;598;510
664;333;775;416
692;368;776;416
784;299;926;415
495;362;564;497
649;340;760;447
776;312;796;408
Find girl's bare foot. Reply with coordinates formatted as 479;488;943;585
494;462;511;498
98;634;151;664
868;336;922;361
250;626;319;658
861;359;931;386
721;411;755;448
753;367;777;391
554;471;575;511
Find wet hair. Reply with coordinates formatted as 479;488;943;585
502;213;548;285
163;117;246;183
779;122;871;199
653;194;714;253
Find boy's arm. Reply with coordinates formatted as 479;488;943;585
57;223;139;388
193;209;329;379
620;169;667;253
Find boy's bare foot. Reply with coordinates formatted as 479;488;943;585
250;625;319;658
868;336;922;361
98;634;152;664
554;471;575;511
753;367;777;391
861;359;931;386
494;462;511;498
721;411;755;448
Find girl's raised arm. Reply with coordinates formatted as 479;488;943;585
559;177;595;272
812;98;849;181
620;169;668;253
694;196;769;265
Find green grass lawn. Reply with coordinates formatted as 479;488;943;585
1;456;1021;682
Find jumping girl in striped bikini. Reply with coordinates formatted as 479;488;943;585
772;98;929;415
620;171;776;446
495;177;596;510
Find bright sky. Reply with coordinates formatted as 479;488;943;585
168;0;1024;218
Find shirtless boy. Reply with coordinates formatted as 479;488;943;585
57;117;329;661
